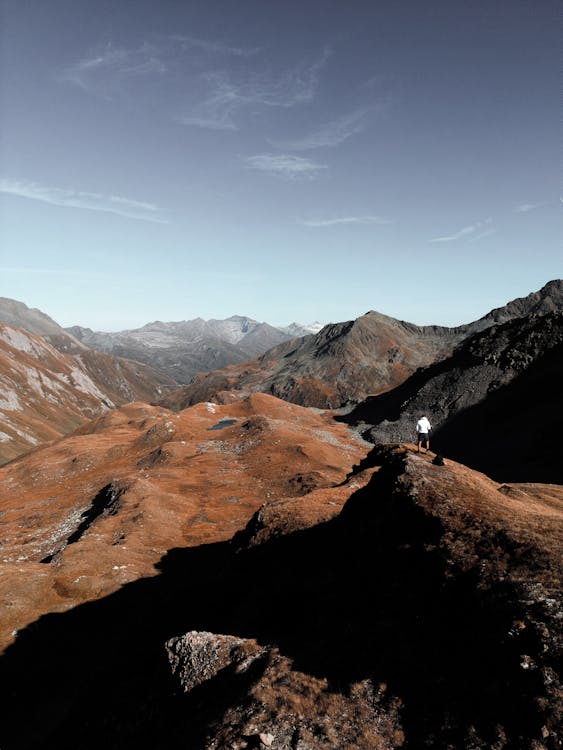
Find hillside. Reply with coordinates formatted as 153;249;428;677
0;392;369;652
341;311;563;482
0;443;560;748
0;323;176;464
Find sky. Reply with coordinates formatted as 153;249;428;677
0;0;561;330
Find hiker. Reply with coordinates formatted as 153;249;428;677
416;415;432;453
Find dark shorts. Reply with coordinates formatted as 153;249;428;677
417;432;429;445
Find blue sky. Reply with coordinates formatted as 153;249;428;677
1;0;561;330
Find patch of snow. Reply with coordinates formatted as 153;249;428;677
205;402;216;413
281;322;325;337
0;431;10;442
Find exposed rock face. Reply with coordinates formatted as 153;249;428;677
0;445;560;749
67;315;294;383
0;393;369;651
466;278;563;332
0;323;176;464
342;311;563;482
160;280;563;411
165;631;403;749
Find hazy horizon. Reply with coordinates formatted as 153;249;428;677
1;1;561;330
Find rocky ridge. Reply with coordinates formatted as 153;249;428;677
342;310;563;482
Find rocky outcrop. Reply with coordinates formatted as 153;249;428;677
341;311;563;482
165;631;402;749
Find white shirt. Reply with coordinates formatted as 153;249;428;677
416;417;431;434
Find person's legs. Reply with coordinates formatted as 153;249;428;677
417;434;421;452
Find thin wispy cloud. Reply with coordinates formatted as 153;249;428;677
269;99;392;151
299;215;392;227
244;154;327;181
62;38;331;132
179;47;332;131
0;179;168;224
429;218;493;243
170;34;261;58
61;42;168;93
514;202;542;213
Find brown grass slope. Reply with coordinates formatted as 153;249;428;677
0;392;369;652
0;445;561;748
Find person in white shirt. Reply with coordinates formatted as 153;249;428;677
416;416;432;453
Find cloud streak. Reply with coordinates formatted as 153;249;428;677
244;154;327;181
63;38;331;132
61;42;168;93
429;218;493;243
0;179;168;223
269;100;391;151
179;47;332;131
299;215;392;227
514;202;541;213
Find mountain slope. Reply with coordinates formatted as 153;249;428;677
341;311;563;482
0;392;370;651
0;444;560;748
160;312;463;410
0;323;176;464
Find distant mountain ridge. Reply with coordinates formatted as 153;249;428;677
66;315;296;383
159;280;563;411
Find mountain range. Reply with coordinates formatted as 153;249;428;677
66;317;327;383
159;279;563;411
0;281;562;748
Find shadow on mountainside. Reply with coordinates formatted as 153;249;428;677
340;340;563;484
0;449;557;749
432;343;563;483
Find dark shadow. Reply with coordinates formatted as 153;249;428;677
432;343;563;483
0;449;551;749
